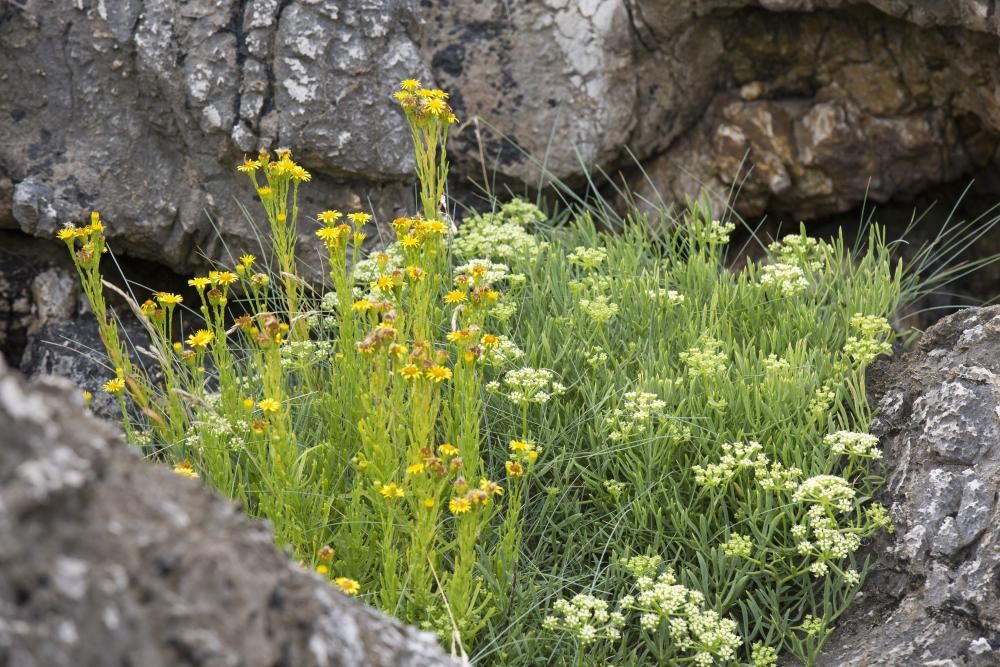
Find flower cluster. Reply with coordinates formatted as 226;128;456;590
448;476;504;514
567;246;608;270
646;288;685;305
578;294;619;325
763;353;790;375
452;198;548;261
680;338;728;379
768;233;825;270
392;80;458;124
759;262;809;296
792;507;862;577
542;593;626;645
620;561;741;666
793;474;855;512
720;533;754;559
692;440;766;487
690;219;736;246
843;314;893;365
824;430;881;459
755;460;802;492
607;390;667;441
488;367;566;405
505;439;541;479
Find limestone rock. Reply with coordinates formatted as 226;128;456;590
817;306;1000;665
0;356;457;667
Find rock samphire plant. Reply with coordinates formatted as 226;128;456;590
61;79;910;666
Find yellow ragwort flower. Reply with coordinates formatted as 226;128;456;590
290;165;311;182
317;210;342;224
400;235;421;249
316;564;329;576
400;79;421;91
406;463;425;475
379;482;405;499
334;577;361;596
447;330;470;342
437;443;459;457
239;254;256;268
482;334;499;348
422;498;435;509
188;276;211;290
237;158;260;174
400;364;422;380
426;365;452;383
449;497;472;514
155;292;183;306
347;212;372;227
103;377;125;394
173;461;200;480
506;460;524;478
510;440;531;452
257;398;281;413
422;220;447;235
423;97;447;116
56;226;77;241
211;271;238;286
186;329;214;348
444;290;466;304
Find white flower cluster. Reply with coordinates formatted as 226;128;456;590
646;288;685;305
607;391;667;441
585;345;608;367
793;506;862;578
751;642;779;667
488;297;517;322
793;474;855;512
721;533;753;559
691;219;736;246
759;261;809;296
762;354;790;374
189;412;249;452
843;313;893;365
768;233;825;270
578;294;619;325
692;441;766;488
808;385;835;418
488;367;566;405
454;258;513;287
483;334;525;368
824;430;881;459
680;338;728;379
622;565;741;665
568;274;614;295
568;245;608;270
755;460;802;492
453;199;548;261
280;340;336;368
542;593;625;645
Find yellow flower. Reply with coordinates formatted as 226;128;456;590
400;235;420;248
388;343;407;359
422;498;435;509
188;276;211;290
251;420;267;435
56;226;77;241
400;79;421;91
316;564;329;576
422;220;447;235
449;497;472;514
426;365;452;383
506;460;524;478
317;210;342;224
373;275;394;291
173;461;200;480
257;398;281;413
406;463;425;475
510;440;531;452
437;443;459;457
444;290;466;304
352;299;373;313
526;450;539;463
103;377;125;394
423;97;447;115
482;334;499;348
83;390;93;404
155;292;183;306
211;271;238;286
447;330;470;343
334;577;361;596
242;398;254;411
400;364;422;380
348;212;372;227
186;329;214;348
237;158;260;174
290;165;311;182
258;186;272;198
379;482;404;499
239;254;256;268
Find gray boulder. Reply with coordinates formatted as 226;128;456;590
818;306;1000;665
0;356;458;667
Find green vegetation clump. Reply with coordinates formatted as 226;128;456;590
59;80;908;666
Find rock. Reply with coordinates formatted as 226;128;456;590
6;1;1000;276
0;355;457;667
817;306;1000;666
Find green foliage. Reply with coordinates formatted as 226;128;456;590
58;79;914;666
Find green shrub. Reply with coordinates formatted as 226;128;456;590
60;80;916;666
